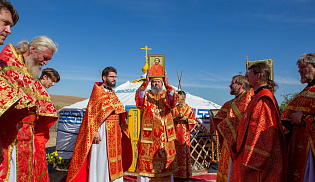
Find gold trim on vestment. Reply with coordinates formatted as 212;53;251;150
38;112;58;117
5;139;16;182
137;170;175;178
28;126;34;182
20;121;34;125
288;106;310;113
141;140;153;144
225;117;237;141
3;66;33;79
143;128;153;131
231;101;242;121
19;87;51;102
217;127;231;156
8;44;20;64
0;94;21;117
15;139;19;181
137;169;176;178
38;171;48;180
300;90;315;98
245;145;271;157
243;163;262;172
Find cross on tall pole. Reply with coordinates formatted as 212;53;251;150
141;46;152;62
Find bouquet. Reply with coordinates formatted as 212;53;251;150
46;151;63;165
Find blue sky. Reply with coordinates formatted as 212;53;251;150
6;0;315;106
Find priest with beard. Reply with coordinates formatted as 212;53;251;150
0;36;59;181
135;70;178;182
67;66;132;182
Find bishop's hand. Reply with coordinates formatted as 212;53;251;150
146;70;150;82
291;109;303;125
163;70;168;85
93;131;102;144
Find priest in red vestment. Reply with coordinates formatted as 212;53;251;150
0;36;59;182
281;53;315;182
0;0;20;163
231;63;287;182
135;70;178;182
67;67;132;182
173;91;197;179
213;75;253;182
150;58;163;76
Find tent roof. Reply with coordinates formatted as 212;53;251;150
62;81;221;111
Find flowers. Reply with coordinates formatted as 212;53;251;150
46;151;63;165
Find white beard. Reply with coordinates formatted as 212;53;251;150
25;54;41;78
151;86;163;94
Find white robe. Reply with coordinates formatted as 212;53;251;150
89;120;123;182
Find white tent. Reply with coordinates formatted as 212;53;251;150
56;81;221;159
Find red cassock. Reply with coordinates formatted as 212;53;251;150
150;64;163;75
281;85;315;182
173;103;197;178
213;90;253;182
231;89;287;182
0;44;58;181
67;82;132;182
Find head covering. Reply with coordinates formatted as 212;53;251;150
150;77;163;85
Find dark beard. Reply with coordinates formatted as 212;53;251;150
230;89;238;95
106;79;116;88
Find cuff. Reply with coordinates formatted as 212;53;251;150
165;82;173;92
140;80;149;91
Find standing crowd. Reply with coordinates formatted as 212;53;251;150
0;0;314;182
214;57;315;182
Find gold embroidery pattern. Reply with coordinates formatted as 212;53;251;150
245;145;271;157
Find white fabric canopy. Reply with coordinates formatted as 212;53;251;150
57;81;221;159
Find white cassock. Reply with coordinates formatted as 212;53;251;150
89;120;123;182
303;148;315;182
8;135;35;182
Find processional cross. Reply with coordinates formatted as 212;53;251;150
141;46;152;66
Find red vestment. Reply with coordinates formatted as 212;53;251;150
150;64;163;75
213;91;253;182
173;103;197;178
281;85;315;182
67;82;132;182
231;89;287;182
135;81;178;181
0;44;58;181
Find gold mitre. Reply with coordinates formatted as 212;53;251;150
150;77;163;85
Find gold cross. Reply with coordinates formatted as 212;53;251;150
141;46;152;62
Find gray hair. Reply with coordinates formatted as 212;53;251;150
16;36;58;54
297;53;315;67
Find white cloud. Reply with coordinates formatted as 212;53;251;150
275;75;301;85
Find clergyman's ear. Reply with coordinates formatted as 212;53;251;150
102;75;106;82
29;45;37;54
256;73;261;81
